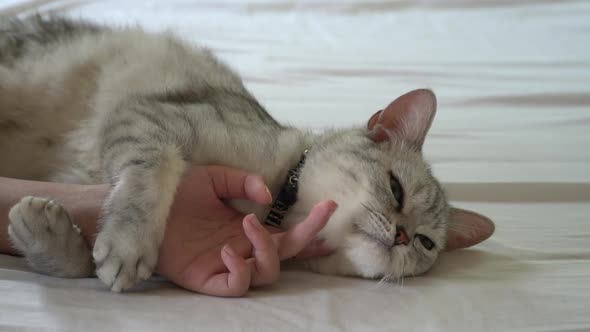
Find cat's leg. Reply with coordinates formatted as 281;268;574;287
7;196;94;277
93;101;189;292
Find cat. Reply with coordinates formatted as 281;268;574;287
1;16;494;292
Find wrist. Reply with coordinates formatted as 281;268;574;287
61;184;109;247
0;177;108;255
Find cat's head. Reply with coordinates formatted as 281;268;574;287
287;89;494;280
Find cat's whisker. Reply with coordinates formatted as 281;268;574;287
361;202;388;224
400;255;407;289
378;274;390;286
361;202;393;240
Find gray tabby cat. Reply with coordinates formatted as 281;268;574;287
1;16;494;292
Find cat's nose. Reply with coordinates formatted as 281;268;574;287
394;226;409;246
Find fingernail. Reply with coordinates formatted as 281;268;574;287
246;214;261;228
328;201;338;214
223;244;236;257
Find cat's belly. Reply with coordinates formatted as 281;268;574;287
0;131;104;185
0;131;64;181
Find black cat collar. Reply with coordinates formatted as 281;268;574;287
264;150;308;227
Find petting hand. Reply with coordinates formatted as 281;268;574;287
155;166;337;297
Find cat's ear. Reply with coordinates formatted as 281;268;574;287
445;208;495;251
367;89;437;150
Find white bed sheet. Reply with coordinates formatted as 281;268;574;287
1;1;589;331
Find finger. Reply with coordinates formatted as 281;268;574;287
274;200;337;260
290;239;333;260
242;214;280;287
198;244;252;297
206;166;272;204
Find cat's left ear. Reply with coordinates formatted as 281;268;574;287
367;89;437;150
445;208;495;251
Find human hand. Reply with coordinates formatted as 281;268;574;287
156;166;336;297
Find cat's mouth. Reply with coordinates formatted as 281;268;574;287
352;224;395;250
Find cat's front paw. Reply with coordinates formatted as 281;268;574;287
93;224;159;292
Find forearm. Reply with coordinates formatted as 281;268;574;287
0;177;108;255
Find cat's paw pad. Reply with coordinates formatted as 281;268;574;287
7;196;94;277
93;227;158;292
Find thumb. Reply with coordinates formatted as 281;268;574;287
205;165;272;204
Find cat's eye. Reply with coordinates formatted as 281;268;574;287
417;234;435;250
389;172;404;209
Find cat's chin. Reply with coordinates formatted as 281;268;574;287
303;236;393;279
304;254;383;280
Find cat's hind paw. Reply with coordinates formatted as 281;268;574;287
7;196;94;278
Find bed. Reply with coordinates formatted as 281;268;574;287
1;0;589;331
